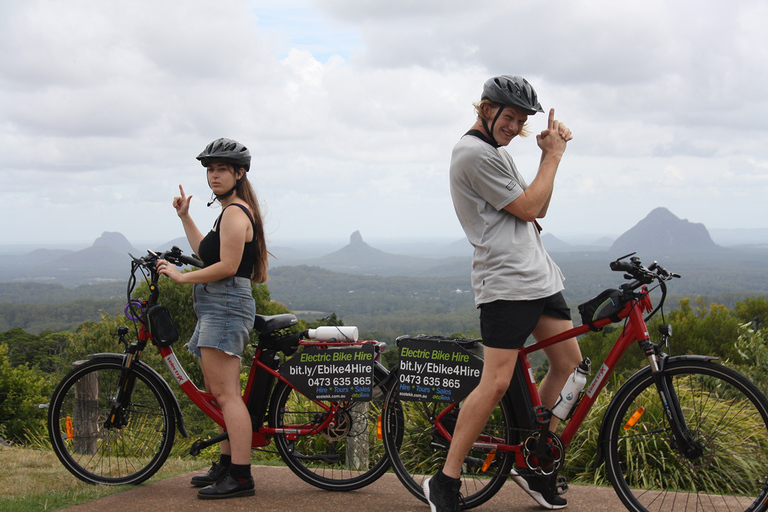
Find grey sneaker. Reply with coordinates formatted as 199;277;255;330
510;468;567;510
423;475;462;512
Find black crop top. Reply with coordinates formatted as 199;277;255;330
197;203;258;279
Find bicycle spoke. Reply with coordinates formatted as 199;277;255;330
605;361;768;512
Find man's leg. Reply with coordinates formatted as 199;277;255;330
509;315;581;510
443;346;518;477
533;315;583;417
424;347;518;512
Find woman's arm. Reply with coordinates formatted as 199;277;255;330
159;204;250;284
173;185;205;255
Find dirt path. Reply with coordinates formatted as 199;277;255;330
59;465;625;512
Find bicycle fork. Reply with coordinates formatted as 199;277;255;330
641;331;704;460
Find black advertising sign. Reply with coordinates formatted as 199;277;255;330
397;337;483;403
280;343;376;401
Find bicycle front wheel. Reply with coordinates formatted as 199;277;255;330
381;384;515;509
48;358;176;485
268;369;390;491
603;359;768;512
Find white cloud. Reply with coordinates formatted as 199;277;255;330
0;0;765;248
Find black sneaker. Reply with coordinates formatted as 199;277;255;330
197;474;255;500
510;468;567;510
423;475;462;512
190;462;229;487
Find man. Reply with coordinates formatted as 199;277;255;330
424;76;582;511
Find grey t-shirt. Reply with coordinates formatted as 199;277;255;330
449;134;565;305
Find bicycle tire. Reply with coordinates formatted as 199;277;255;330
48;358;176;485
381;383;515;509
603;359;768;512
268;370;390;491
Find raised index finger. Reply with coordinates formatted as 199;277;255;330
548;108;555;130
178;184;186;199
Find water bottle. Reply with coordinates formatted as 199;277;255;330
551;358;591;420
307;326;359;342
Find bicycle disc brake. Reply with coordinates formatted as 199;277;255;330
522;430;565;476
320;408;352;442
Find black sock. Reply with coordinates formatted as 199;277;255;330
218;454;232;467
229;463;251;482
436;468;459;484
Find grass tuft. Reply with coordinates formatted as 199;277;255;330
0;444;207;511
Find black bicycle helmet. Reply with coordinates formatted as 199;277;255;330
196;138;251;172
481;75;544;115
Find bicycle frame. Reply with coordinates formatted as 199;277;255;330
156;329;383;448
430;289;653;459
520;292;652;448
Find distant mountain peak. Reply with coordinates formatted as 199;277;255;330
350;230;364;245
92;232;137;254
610;207;719;256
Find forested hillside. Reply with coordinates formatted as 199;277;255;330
0;282;124;333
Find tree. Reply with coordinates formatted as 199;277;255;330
732;296;768;331
666;298;742;362
0;327;68;373
0;343;48;442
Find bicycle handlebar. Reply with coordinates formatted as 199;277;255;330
609;252;681;322
127;246;203;311
610;252;680;290
131;246;204;270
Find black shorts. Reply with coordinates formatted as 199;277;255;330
479;292;571;349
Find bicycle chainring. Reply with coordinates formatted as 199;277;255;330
522;430;565;476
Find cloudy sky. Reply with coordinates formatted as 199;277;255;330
1;0;766;250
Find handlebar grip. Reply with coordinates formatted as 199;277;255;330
610;260;634;273
178;255;204;268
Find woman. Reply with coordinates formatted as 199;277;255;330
158;137;268;500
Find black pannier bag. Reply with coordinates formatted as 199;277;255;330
145;305;179;346
578;288;626;331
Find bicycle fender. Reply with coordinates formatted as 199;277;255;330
86;353;189;438
593;354;718;467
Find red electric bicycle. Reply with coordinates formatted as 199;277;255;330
382;253;768;512
48;247;393;490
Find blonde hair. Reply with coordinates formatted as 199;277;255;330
472;99;531;137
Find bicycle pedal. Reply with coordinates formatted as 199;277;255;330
533;405;552;426
555;475;569;495
430;435;449;451
189;439;204;457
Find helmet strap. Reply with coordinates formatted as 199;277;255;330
207;178;243;207
481;106;506;148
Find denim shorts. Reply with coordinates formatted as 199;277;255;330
479;292;571;349
186;276;256;359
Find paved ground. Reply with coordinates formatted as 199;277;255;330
59;465;625;512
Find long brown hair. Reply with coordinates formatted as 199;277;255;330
235;172;269;283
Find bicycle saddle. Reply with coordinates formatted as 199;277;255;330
253;313;298;334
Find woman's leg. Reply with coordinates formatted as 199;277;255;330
200;347;252;465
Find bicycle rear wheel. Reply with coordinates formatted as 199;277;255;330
48;358;176;485
269;368;390;491
603;359;768;512
381;384;515;509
